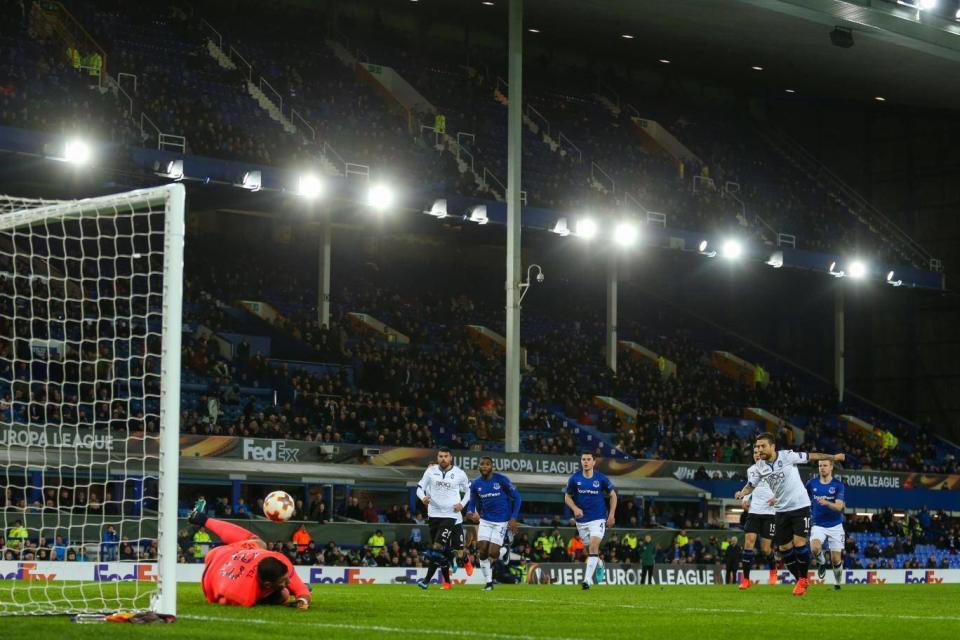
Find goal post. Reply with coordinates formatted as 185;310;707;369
0;184;185;616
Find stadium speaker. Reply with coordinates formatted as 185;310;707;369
830;27;854;48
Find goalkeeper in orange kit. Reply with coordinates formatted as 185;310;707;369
188;500;312;609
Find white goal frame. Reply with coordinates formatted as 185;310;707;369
0;184;184;616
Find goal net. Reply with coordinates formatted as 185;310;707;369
0;185;184;616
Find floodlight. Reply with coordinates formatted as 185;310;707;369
468;205;489;225
848;260;867;279
297;173;323;199
613;222;638;247
164;159;184;181
424;199;448;218
64;139;91;165
551;217;570;236
242;170;262;191
367;183;395;210
575;218;597;240
721;239;743;259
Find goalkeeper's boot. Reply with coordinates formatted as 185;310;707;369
738;578;751;590
450;554;459;573
188;499;208;527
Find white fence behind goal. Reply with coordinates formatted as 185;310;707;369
0;185;184;616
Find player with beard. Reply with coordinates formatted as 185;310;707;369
735;434;844;596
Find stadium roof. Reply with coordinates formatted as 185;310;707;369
462;0;960;109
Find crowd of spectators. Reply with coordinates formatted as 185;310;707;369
1;518;158;562
1;217;956;473
0;0;923;262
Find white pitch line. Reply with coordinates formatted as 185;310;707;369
263;588;960;625
180;614;590;640
473;594;960;623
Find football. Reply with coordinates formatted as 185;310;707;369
263;490;295;522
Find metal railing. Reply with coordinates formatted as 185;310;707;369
725;187;747;222
526;104;550;137
140;112;160;146
345;163;370;180
200;18;223;49
36;1;109;76
495;75;509;98
109;74;133;116
765;127;935;269
647;212;667;228
420;124;440;147
259;77;284;117
456;145;475;174
753;213;777;239
692;175;716;192
559;132;582;163
291;109;315;140
450;132;475;174
159;133;187;154
321;141;346;176
482;167;507;199
117;72;137;94
591;161;614;193
623;190;649;214
777;233;796;249
230;45;253;82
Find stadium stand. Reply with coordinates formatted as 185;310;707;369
0;0;929;262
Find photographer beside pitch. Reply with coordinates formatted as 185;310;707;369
735;434;844;596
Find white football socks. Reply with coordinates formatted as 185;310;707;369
584;555;600;585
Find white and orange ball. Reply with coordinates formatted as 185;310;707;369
263;490;295;522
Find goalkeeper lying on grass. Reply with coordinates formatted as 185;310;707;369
188;500;311;609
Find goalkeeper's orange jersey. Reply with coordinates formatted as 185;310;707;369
201;540;310;607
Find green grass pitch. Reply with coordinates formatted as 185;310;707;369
2;582;959;639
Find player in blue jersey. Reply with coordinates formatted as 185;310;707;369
805;459;846;590
465;457;522;590
564;451;617;590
